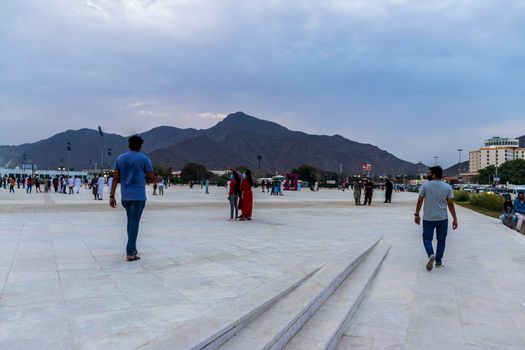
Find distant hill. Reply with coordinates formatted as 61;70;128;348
444;161;469;177
518;134;525;148
149;112;427;175
0;111;427;175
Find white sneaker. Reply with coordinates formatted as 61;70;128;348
426;255;435;271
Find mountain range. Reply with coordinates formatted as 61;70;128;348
1;111;431;175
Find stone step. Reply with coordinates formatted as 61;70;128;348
139;263;323;350
217;237;383;350
283;242;391;350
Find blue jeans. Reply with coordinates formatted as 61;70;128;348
122;201;146;256
422;219;448;263
500;214;517;228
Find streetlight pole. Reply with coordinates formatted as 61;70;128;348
98;126;104;175
107;148;112;170
66;142;71;176
457;148;463;184
434;156;439;166
257;155;262;171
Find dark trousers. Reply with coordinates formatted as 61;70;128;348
385;190;392;203
122;201;146;256
364;193;372;205
422;219;448;263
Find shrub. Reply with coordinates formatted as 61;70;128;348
454;191;470;202
469;193;504;212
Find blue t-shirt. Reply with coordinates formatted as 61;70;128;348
114;151;153;201
419;180;454;221
514;198;525;214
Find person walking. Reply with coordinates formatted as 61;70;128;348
97;175;105;200
158;177;164;195
109;135;156;261
364;179;374;205
384;178;393;203
9;177;15;193
228;171;241;221
353;181;362;205
240;169;254;221
414;166;458;271
26;176;33;194
91;176;99;200
74;176;82;194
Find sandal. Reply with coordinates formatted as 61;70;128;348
126;255;141;261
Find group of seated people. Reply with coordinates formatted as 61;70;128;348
501;191;525;232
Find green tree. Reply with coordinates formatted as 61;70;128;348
292;165;320;185
478;165;496;184
498;159;525;184
180;163;212;182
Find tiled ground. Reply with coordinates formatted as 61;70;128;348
0;185;524;349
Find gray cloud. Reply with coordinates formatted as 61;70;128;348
1;0;524;165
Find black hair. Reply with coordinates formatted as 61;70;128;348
518;191;525;196
232;170;241;194
128;135;144;151
245;169;254;187
428;166;443;179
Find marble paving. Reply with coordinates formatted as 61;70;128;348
0;185;524;349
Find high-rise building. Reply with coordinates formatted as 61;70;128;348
469;137;525;173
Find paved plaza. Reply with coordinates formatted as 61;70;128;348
1;186;525;349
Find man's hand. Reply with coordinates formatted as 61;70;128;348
414;215;421;225
452;218;458;230
109;197;117;208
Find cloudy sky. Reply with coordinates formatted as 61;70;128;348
1;0;524;166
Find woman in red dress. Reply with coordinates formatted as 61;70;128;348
240;169;254;220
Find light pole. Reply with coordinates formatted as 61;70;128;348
434;156;439;166
257;154;262;171
66;142;71;176
457;149;463;184
98;126;104;175
107;148;112;169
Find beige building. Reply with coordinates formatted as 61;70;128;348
469;137;525;173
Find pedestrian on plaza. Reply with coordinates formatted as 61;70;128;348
152;178;158;195
353;181;362;205
240;169;254;221
16;177;20;189
74;176;82;194
92;176;99;200
414;166;458;271
97;175;105;200
26;176;33;194
35;177;42;193
107;176;113;195
109;135;156;261
68;176;74;194
53;177;58;192
514;191;525;232
384;178;393;203
9;177;15;193
228;170;241;221
158;176;164;195
364;179;374;205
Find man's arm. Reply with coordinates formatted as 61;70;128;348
146;171;157;184
447;198;458;230
414;196;424;225
109;169;120;208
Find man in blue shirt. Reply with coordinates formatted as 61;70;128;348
110;135;156;261
414;166;458;271
514;191;525;232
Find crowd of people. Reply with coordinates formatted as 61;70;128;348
500;191;525;232
351;177;394;205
